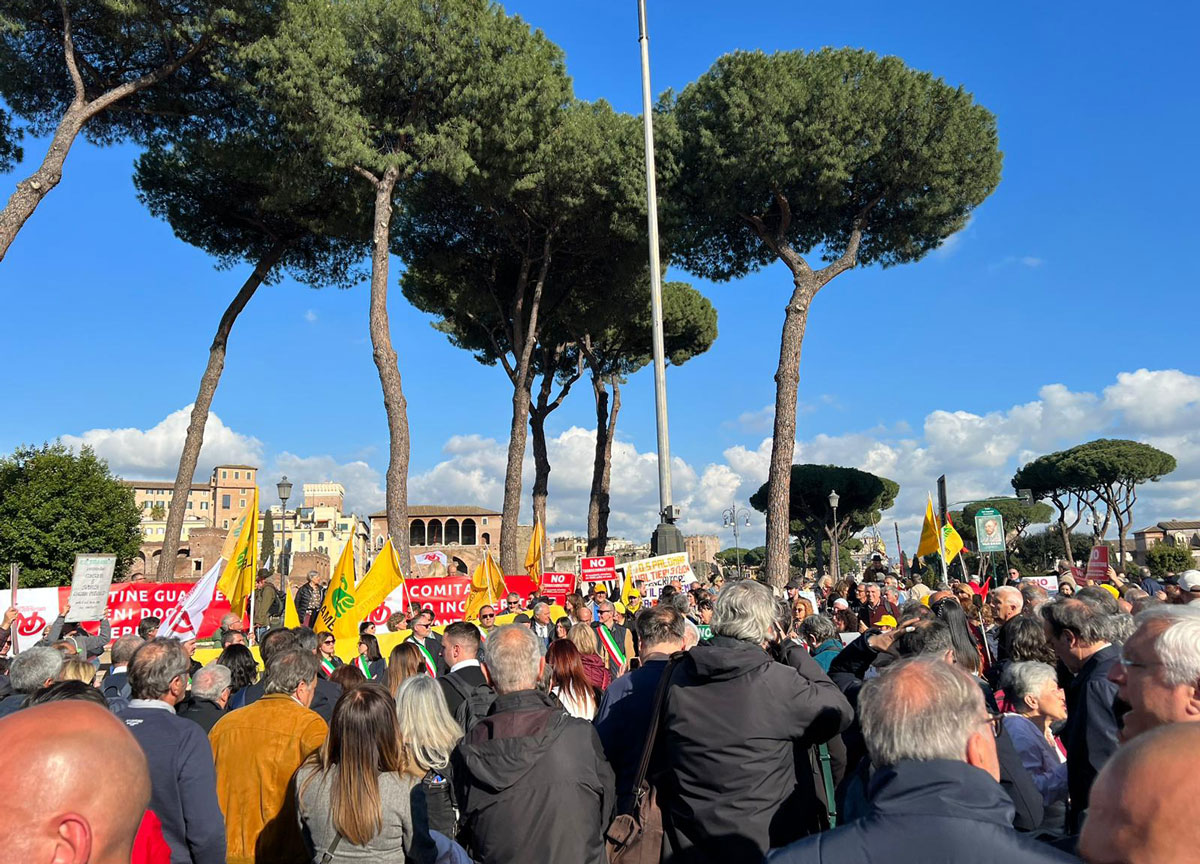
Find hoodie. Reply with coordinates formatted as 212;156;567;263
451;689;614;864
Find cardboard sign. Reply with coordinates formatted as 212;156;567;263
66;555;117;622
581;556;616;582
1085;545;1110;583
537;571;576;606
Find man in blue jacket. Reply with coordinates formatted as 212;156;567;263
767;657;1077;864
119;638;225;864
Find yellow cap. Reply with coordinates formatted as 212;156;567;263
878;615;898;628
1100;583;1119;599
614;602;627;614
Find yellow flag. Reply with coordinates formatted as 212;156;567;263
463;551;507;622
942;518;965;564
330;538;405;639
621;566;641;612
524;519;545;591
915;495;941;559
216;488;258;616
283;580;301;628
315;540;356;634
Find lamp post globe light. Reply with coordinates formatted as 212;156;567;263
277;476;292;589
722;501;751;579
828;489;841;583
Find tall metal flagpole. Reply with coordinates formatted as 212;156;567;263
638;0;683;555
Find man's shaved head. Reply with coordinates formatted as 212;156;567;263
0;701;150;863
1081;722;1200;864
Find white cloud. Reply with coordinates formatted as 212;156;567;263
932;216;973;259
272;453;385;516
304;309;318;324
1020;256;1044;268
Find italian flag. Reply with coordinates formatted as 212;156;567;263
355;656;372;679
598;624;627;669
414;642;438;677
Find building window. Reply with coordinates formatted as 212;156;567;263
240;499;246;509
234;471;240;479
461;518;476;546
186;501;192;509
482;532;491;546
482;517;489;525
410;519;426;548
445;518;460;545
428;519;443;546
223;520;229;529
201;501;208;510
222;495;231;509
318;531;325;541
222;470;227;479
194;559;203;572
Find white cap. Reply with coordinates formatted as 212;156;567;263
832;597;850;610
1178;570;1200;592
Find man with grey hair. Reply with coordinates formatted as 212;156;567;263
658;580;852;861
178;662;232;733
989;585;1024;624
0;645;63;717
102;633;143;703
452;625;614;864
119;638;225;864
530;601;553;651
210;648;326;863
593;599;634;674
767;658;1075;863
1108;604;1200;742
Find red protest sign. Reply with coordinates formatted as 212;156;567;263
537;572;576;605
1085;545;1110;583
581;556;616;581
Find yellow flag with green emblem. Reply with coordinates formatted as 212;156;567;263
216;488;258;616
916;495;941;559
330;538;405;639
315;540;356;634
463;551;507;622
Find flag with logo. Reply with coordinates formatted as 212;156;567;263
328;538;405;639
524;518;545;592
942;514;965;563
160;559;223;640
464;551;507;622
315;541;356;635
216;488;258;616
916;495;941;559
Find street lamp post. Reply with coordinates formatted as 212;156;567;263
722;502;752;579
829;489;841;583
277;476;292;594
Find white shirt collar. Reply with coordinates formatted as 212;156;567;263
128;698;175;713
450;658;481;674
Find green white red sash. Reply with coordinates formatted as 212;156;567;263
356;655;372;679
320;657;338;677
598;624;627;669
414;640;437;677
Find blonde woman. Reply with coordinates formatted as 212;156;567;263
395;674;465;838
57;658;96;686
568;623;612;691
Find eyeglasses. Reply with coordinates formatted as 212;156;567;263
481;614;495;620
983;714;1004;739
321;639;334;645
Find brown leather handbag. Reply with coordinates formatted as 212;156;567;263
605;653;683;864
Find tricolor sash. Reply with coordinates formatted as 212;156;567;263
414;641;438;677
356;655;372;679
598;623;627;669
320;657;338;677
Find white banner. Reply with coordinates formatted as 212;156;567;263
11;587;61;654
159;559;223;641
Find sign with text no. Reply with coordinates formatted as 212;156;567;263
538;572;577;605
581;556;616;581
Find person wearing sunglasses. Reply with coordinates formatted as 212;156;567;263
317;634;342;680
478;606;498;638
405;609;448;676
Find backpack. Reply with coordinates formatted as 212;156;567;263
267;587;285;619
445;673;495;731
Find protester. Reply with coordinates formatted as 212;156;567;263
1042;597;1120;832
215;643;258;695
569;622;612;691
0;701;152;864
439;621;492;726
1000;661;1069;827
799;614;844;671
215;612;246;647
1108;604;1200;741
990;585;1025;624
295;570;325;629
546;639;598;719
0;645;63;717
329;664;366;690
407;608;448;675
178;662;232;733
296;683;438;863
766;657;1076;863
137;616;162;641
355;632;387;680
220;629;247;648
58;656;97;684
387;641;427;695
657;580;853;861
452;625;614;864
1079;722;1200;864
103;633;143;701
210;649;328;864
317;630;343;678
530;602;553;651
396;674;466;839
27;678;111;709
1020;580;1051;613
593;599;633;676
553;617;572;642
858;582;899;628
43;604;112;661
1057;576;1077;598
119;638;225;864
253;571;279;639
594;605;687;810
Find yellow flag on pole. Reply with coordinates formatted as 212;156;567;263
330;538;405;639
942;517;965;564
620;566;642;613
216;488;258;616
464;551;507;622
915;495;941;559
315;540;356;635
524;518;545;591
283;580;301;629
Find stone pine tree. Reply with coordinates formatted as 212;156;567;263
135;112;364;581
252;0;570;571
574;280;717;555
0;0;270;261
399;100;650;572
0;109;21;174
668;48;1002;586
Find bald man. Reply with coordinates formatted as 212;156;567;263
1080;722;1200;864
0;701;150;863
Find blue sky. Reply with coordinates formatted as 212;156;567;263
2;0;1199;553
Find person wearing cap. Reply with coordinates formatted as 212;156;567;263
588;584;609;617
1173;570;1200;603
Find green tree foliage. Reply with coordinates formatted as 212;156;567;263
750;464;899;578
950;499;1053;549
1013;530;1093;573
149;502;166;521
0;443;141;587
0;108;22;173
1146;543;1195;579
668;48;1001;586
0;0;271;260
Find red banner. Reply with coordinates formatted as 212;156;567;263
363;574;546;626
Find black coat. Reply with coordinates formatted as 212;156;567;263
408;633;450;676
1062;644;1120;832
766;759;1080;864
177;698;227;734
439;663;489;718
452;689;614;864
656;636;853;863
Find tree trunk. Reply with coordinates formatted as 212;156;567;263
366;166;411;570
588;377;620;557
0;106;87;263
500;380;532;573
529;390;550;538
764;276;818;587
586;373;610;556
158;244;286;580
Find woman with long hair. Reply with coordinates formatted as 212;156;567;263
356;633;386;681
930;597;983;675
552;617;572;642
568;623;611;691
297;683;437;862
215;643;258;695
317;632;344;679
546;640;597;719
387;642;426;697
395;674;465;839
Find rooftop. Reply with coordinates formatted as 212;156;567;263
120;480;209;491
369;505;502;518
1159;520;1200;531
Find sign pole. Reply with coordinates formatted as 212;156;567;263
9;563;18;656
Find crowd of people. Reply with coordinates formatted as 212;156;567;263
1;557;1198;863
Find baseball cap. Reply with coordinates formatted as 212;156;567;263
1178;570;1200;592
878;615;898;629
832;598;850;610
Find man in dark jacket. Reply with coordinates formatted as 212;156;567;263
1043;597;1121;831
452;625;614;864
857;582;900;629
43;603;112;661
407;608;449;675
118;638;225;864
0;646;63;718
439;621;491;720
767;657;1076;864
593;600;634;675
177;662;232;734
102;633;144;704
656;581;853;862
